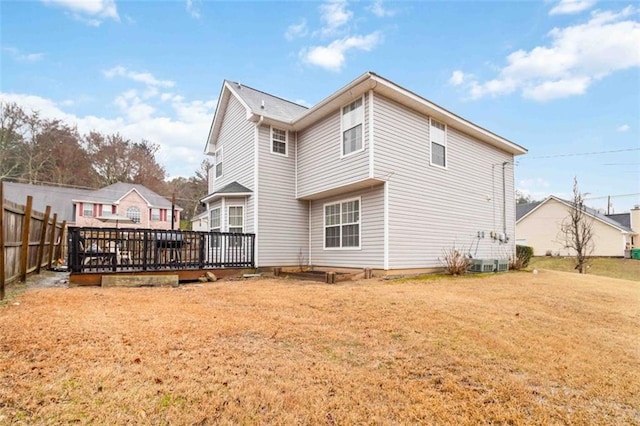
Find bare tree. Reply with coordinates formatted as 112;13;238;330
559;177;594;273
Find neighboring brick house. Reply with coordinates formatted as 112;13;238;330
73;182;182;230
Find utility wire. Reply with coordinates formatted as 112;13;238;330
520;147;640;160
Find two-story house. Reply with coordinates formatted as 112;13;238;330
202;72;527;272
73;182;182;230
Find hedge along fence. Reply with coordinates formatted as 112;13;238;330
1;181;67;300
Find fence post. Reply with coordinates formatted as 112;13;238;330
54;220;66;265
19;196;33;283
36;205;51;274
47;214;58;268
0;181;5;300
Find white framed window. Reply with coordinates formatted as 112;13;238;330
126;206;141;223
430;118;447;168
324;197;360;249
341;97;364;157
101;204;113;216
210;207;221;247
210;208;221;231
271;127;287;156
228;206;243;233
83;203;94;217
215;147;223;178
151;208;161;221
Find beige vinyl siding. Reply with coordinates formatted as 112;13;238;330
257;125;309;266
310;185;384;268
297;94;370;199
516;199;627;256
373;93;515;268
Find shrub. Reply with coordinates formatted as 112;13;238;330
440;247;472;276
510;245;534;270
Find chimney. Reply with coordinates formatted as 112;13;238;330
631;205;640;233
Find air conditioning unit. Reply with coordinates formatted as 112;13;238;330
470;259;495;273
494;259;509;272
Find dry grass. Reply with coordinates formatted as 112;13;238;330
1;271;639;425
530;256;640;282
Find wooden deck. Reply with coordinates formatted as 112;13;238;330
69;267;252;286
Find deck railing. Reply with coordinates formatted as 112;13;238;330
68;227;255;274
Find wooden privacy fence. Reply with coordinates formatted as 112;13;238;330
1;181;67;300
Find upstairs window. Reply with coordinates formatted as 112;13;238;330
215;147;223;178
324;198;360;249
430;118;447;168
271;127;287;156
101;204;113;216
342;98;363;156
82;203;94;217
126;206;141;223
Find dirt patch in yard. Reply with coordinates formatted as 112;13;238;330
1;271;638;424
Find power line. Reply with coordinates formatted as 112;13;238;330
520;148;640;160
584;193;640;201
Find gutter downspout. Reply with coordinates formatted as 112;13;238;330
502;162;508;237
254;115;264;268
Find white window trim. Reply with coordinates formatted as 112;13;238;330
215;147;224;179
340;96;365;159
210;207;221;231
83;202;94;217
227;205;244;233
151;208;161;221
323;196;362;250
270;126;288;157
429;117;448;169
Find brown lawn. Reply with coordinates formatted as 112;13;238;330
1;271;638;425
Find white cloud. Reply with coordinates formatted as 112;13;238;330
617;124;630;132
2;47;46;63
103;66;175;88
301;32;381;72
369;0;395;18
449;70;467;86
549;0;597;15
186;0;201;19
0;91;217;179
455;6;640;101
319;0;353;36
285;19;308;40
42;0;119;25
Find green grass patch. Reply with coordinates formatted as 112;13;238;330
529;256;640;281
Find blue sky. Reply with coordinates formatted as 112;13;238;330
1;0;639;212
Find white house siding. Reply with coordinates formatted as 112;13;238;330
309;185;384;268
208;94;255;233
516;199;627;256
372;94;515;269
257;125;309;266
297;93;370;199
212;95;255;194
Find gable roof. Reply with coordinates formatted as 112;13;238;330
606;213;631;229
516;195;634;233
72;182;182;210
206;71;528;156
200;181;252;203
516;202;542;221
2;181;92;222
